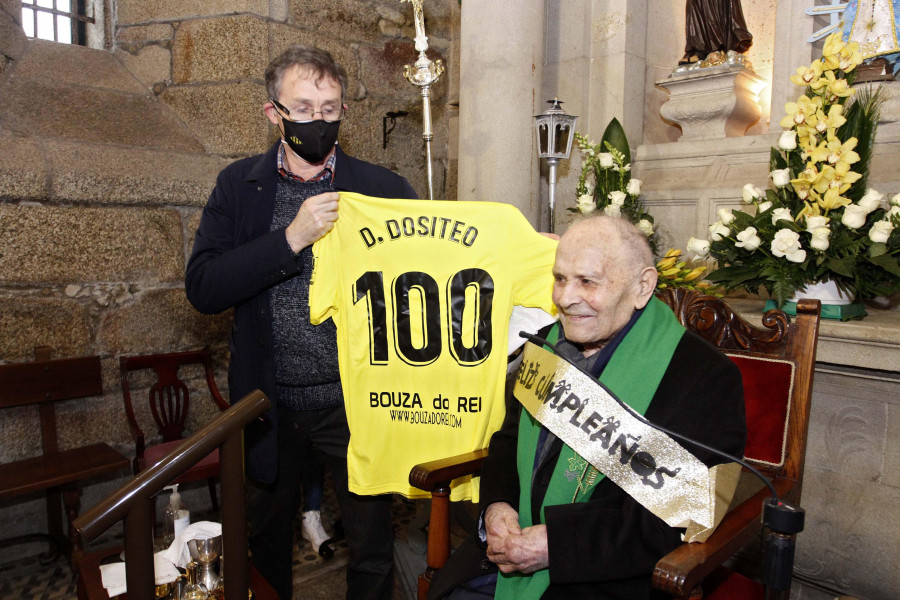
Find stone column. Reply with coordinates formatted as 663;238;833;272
769;0;818;133
541;0;648;231
457;0;544;223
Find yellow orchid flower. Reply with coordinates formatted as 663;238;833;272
810;71;838;95
790;60;825;87
826;76;854;102
795;129;820;152
791;180;814;202
818;188;852;211
806;139;831;164
834;163;862;183
806;136;860;174
808;188;824;207
792;163;823;189
813;165;837;194
808;72;831;93
815;165;861;198
825;137;860;172
797;107;822;138
822;33;845;70
797;200;821;220
815;104;847;137
838;41;863;72
780;95;823;128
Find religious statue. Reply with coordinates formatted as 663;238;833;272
680;0;753;66
842;0;900;79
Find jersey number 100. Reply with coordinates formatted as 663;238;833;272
353;269;494;366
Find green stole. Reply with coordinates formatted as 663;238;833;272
494;296;685;600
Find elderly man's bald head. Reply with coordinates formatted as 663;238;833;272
552;216;658;356
562;216;654;276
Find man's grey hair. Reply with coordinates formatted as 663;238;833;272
265;45;348;103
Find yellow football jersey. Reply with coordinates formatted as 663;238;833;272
310;192;557;500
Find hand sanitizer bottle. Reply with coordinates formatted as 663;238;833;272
163;484;190;546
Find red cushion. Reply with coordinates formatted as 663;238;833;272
727;355;794;467
704;566;765;600
144;441;219;482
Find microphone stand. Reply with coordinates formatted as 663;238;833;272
518;331;805;597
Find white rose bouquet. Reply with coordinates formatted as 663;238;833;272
695;34;900;307
573;118;659;253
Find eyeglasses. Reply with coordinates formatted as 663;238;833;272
270;97;344;123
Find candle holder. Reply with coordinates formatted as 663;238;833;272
401;0;444;200
534;98;577;233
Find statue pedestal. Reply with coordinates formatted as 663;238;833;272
657;66;767;141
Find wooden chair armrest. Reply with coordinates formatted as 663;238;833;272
409;448;488;600
409;448;489;492
653;479;796;597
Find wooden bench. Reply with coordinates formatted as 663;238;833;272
0;347;129;564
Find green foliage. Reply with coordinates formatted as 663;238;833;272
600;118;631;166
837;86;884;202
573;119;659;253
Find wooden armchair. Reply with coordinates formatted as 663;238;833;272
409;289;820;600
120;349;230;510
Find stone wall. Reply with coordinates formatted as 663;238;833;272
113;0;458;196
0;0;458;563
797;366;900;599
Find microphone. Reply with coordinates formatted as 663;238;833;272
518;330;804;592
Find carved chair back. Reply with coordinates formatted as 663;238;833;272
657;288;819;498
120;349;228;474
654;288;821;599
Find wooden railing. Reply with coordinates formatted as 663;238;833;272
73;390;270;600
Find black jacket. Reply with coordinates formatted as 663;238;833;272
185;142;416;483
430;325;746;600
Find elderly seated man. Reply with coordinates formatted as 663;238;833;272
430;216;747;600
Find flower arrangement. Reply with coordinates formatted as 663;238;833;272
573;118;659;253
689;33;900;308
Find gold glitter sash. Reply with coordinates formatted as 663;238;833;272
513;342;741;542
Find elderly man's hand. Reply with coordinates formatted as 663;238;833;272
285;191;340;252
484;502;521;543
487;523;549;574
484;502;549;575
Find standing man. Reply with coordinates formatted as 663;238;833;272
186;45;417;600
430;216;746;599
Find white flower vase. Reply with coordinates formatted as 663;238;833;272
789;280;853;305
770;279;867;320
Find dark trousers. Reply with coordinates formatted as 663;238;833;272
249;405;394;600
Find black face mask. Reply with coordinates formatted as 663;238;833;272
280;117;341;164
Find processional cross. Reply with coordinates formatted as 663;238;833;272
400;0;444;200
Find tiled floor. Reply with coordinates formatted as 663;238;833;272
0;491;419;600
